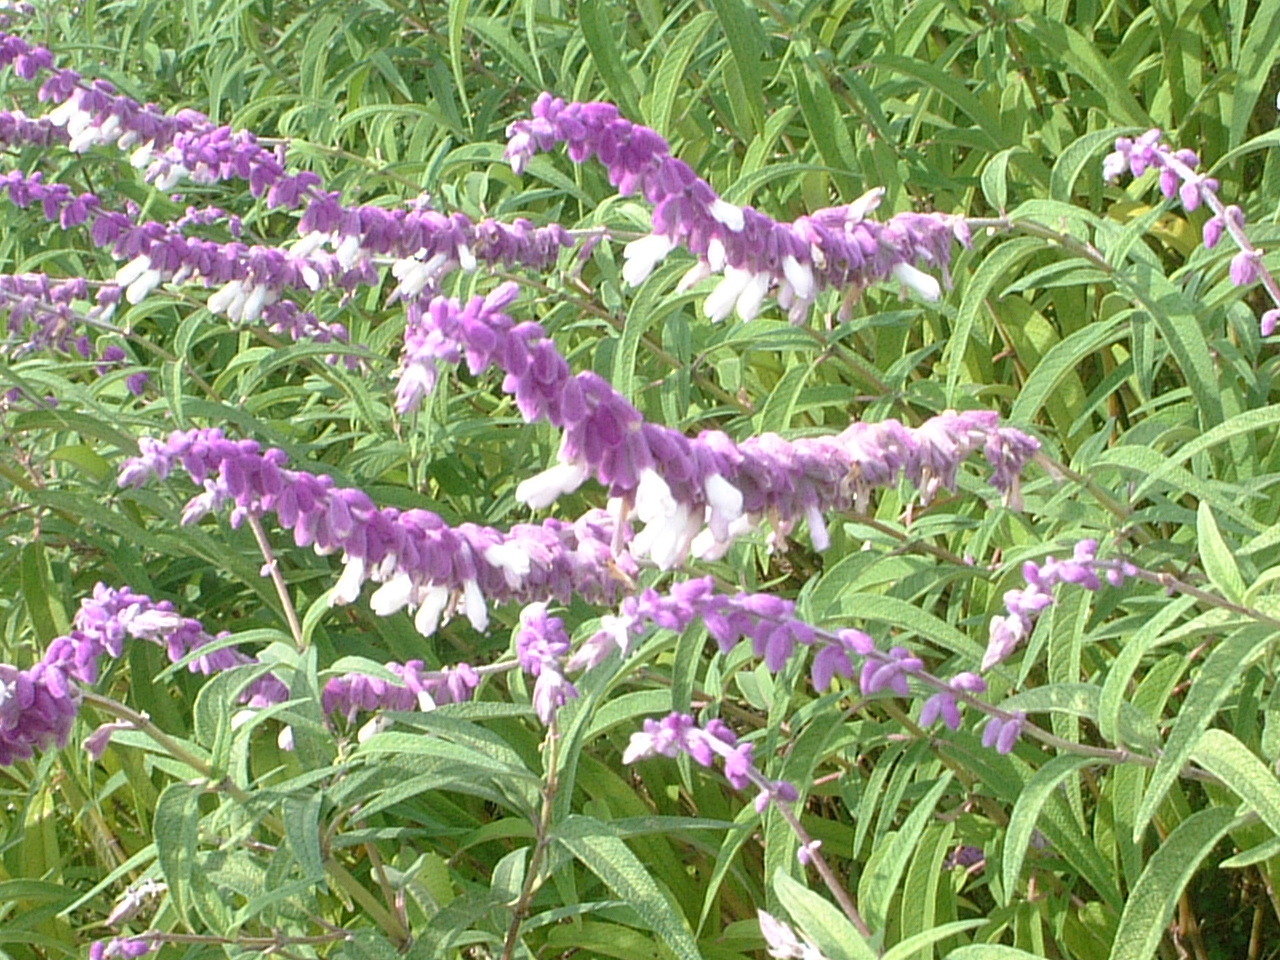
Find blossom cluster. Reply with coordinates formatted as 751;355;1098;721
399;284;1041;568
1104;129;1280;334
506;94;971;323
621;711;799;811
117;428;635;635
514;602;578;724
983;539;1136;671
0;581;486;767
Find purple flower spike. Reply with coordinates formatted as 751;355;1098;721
399;290;1039;569
981;711;1026;754
118;428;637;632
1105;130;1280;333
623;711;797;809
506;94;969;324
983;541;1133;671
90;937;156;960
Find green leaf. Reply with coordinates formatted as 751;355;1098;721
858;774;953;931
1196;502;1246;603
284;792;327;882
154;782;202;928
1190;729;1280;838
556;815;701;960
1133;626;1275;842
581;0;642;122
1109;808;1238;960
947;947;1060;960
1002;755;1102;904
774;872;877;960
883;921;985;960
707;0;766;136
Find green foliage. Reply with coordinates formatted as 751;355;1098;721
3;1;1280;960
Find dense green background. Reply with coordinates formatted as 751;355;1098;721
4;1;1280;958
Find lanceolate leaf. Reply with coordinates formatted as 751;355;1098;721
1109;808;1238;960
1134;627;1275;842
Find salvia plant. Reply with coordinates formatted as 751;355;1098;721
2;1;1280;959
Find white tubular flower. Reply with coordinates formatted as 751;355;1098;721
621;729;657;765
129;141;156;168
369;573;415;616
462;579;489;632
804;501;830;551
241;283;271;323
413;584;450;637
152;163;189;191
704;473;744;541
782;255;815;301
735;270;771;321
335;232;363;270
677;259;712;292
891;262;941;301
330;556;366;606
704;266;752;322
484;541;532;588
622;233;675;286
706;237;727;271
709;198;746;231
515;460;589;509
456;242;477;272
391;256;435;300
207;280;247;319
114;254;154;288
846;186;886;222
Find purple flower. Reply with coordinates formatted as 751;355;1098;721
981;711;1026;754
399;289;1039;569
983;541;1136;671
506;94;969;324
118;427;637;631
1105;130;1279;333
919;672;987;730
89;936;155;960
622;711;797;807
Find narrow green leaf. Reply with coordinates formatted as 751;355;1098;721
707;0;765;136
884;921;985;960
1109;808;1238;960
154;782;202;928
1002;755;1101;904
775;873;878;960
581;0;642;121
556;815;701;960
283;793;326;882
859;774;953;931
1196;502;1246;603
1134;627;1274;842
1190;729;1280;837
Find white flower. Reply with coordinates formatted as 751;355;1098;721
734;270;771;321
462;579;488;632
704;473;744;541
484;541;532;588
413;584;450;637
782;255;815;301
709;198;745;232
703;266;752;322
515;460;589;509
622;233;675;286
369;573;415;616
891;262;941;301
330;556;366;606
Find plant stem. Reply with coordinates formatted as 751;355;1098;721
246;511;307;650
